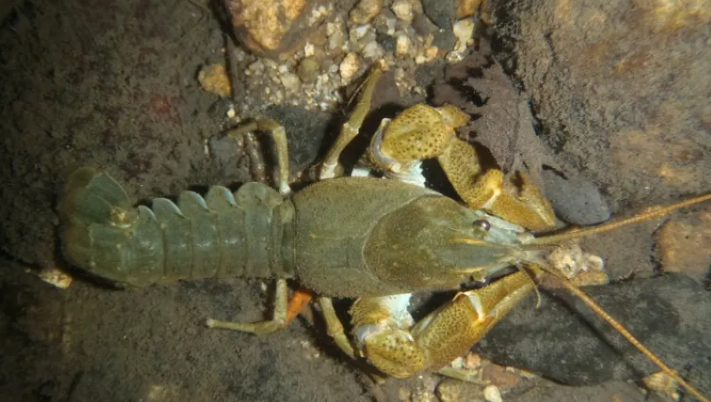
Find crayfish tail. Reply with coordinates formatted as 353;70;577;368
60;167;297;288
60;167;164;287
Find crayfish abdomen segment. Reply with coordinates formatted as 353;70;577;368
60;168;295;287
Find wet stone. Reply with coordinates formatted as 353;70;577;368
541;168;611;226
475;274;711;391
350;0;382;24
296;56;321;84
376;32;397;53
225;0;323;59
421;0;456;29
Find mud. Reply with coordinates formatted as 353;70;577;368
2;0;711;402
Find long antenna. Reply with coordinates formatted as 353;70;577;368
530;193;711;245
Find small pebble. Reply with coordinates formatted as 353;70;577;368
339;53;361;83
395;34;412;56
484;385;502;402
392;0;415;23
457;0;483;19
37;267;73;289
304;42;315;57
352;24;371;40
198;64;232;97
297;56;320;84
541;169;611;225
328;24;346;50
362;41;384;59
279;71;301;92
385;16;397;35
424;46;439;62
248;60;265;74
350;0;382;24
453;18;475;53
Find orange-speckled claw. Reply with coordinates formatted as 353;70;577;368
368;104;471;170
438;138;555;230
369;101;555;231
348;269;536;379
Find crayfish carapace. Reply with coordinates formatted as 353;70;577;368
60;66;711;401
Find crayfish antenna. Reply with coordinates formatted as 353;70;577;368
529;264;711;402
529;192;711;245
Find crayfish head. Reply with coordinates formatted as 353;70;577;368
366;196;532;292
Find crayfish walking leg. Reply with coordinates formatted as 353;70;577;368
206;118;295;335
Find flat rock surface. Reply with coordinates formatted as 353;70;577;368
476;274;711;392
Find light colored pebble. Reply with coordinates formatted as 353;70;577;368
304;42;315;57
248;60;265;74
424;46;439;62
453;18;475;53
352;24;371;40
362;41;384;59
328;26;346;50
396;34;412;56
385;17;397;35
350;0;382;24
37;267;73;289
484;385;502;402
279;71;301;92
339;53;361;83
392;0;414;23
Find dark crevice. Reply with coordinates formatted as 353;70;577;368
649;219;670;277
542;164;568;180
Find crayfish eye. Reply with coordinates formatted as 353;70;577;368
472;219;491;232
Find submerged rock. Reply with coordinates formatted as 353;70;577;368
476;274;711;392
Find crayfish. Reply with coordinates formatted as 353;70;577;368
60;66;711;401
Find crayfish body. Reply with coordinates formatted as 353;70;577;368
59;65;711;401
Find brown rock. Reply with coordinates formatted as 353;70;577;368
350;0;382;24
457;0;482;19
198;64;232;97
481;363;522;390
488;0;711;205
655;211;711;276
225;0;329;59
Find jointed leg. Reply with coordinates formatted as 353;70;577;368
438;137;556;231
319;297;356;358
285;288;313;326
206;279;288;335
350;272;535;378
365;98;555;231
320;66;382;179
227;119;292;196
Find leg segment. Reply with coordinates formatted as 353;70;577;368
368;104;469;170
350;272;535;378
319;297;356;358
227;119;292;196
206;279;288;335
285;288;313;326
320;66;382;180
367;101;555;231
437;137;556;231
